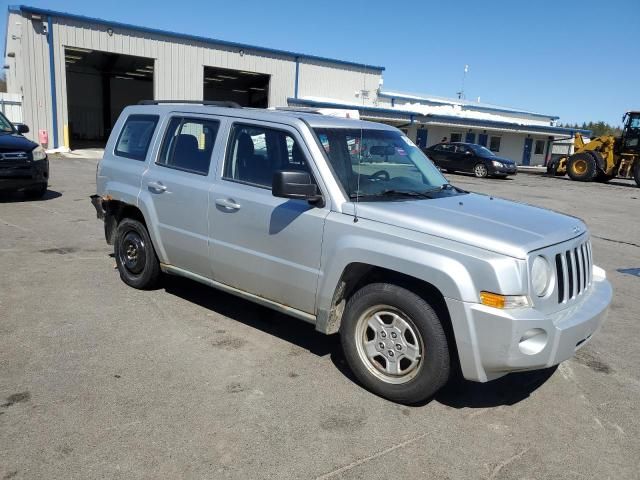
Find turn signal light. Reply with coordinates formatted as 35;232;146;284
480;292;530;309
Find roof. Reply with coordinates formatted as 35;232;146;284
379;90;559;120
288;97;592;136
8;5;385;72
119;102;395;131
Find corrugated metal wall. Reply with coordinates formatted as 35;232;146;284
6;9;383;149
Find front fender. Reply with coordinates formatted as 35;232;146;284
315;213;525;333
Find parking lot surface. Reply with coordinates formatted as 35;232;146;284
1;157;639;479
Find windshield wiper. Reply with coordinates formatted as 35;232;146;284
349;189;433;199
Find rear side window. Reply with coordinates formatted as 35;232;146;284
157;117;220;175
223;124;310;188
114;114;159;161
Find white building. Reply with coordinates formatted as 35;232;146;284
4;5;589;163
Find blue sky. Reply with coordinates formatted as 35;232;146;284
2;0;638;126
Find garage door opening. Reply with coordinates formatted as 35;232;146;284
65;48;154;149
203;66;269;108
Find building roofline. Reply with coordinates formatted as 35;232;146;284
378;91;560;120
8;4;386;72
287;97;591;136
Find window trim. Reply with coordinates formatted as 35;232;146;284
449;132;463;143
155;115;220;176
114;114;159;161
222;121;318;191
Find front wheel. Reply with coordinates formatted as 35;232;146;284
24;183;47;199
114;218;161;289
474;163;489;178
340;283;450;404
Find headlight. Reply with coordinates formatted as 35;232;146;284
531;256;552;297
491;160;503;168
31;145;47;161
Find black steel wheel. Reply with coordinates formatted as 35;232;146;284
114;218;161;289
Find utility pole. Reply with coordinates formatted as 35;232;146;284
456;64;469;100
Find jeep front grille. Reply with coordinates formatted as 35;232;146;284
555;240;592;304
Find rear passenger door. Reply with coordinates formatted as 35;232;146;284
141;115;221;278
208;121;329;314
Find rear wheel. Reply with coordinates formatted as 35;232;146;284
473;163;489;178
547;158;561;176
114;218;161;289
340;283;450;404
567;152;597;181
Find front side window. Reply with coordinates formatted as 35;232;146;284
314;128;453;200
489;136;501;152
157;117;220;175
223;124;310;188
115;114;159;161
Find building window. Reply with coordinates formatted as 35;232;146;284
450;132;462;142
114;114;159;161
534;139;545;155
489;136;501;152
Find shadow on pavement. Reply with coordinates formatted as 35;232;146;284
163;275;557;408
163;275;337;357
435;366;558;408
0;189;62;203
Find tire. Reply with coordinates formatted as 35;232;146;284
567;152;597;181
114;218;161;289
340;283;450;404
634;161;640;188
473;163;489;178
23;183;47;199
546;158;560;176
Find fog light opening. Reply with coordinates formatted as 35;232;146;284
518;328;548;355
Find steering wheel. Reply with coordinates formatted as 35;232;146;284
370;170;390;181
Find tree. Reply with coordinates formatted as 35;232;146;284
559;120;621;137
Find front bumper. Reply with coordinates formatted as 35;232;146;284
0;159;49;191
446;266;612;382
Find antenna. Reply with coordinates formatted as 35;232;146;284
457;64;469;100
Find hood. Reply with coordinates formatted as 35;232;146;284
349;193;585;259
0;132;38;151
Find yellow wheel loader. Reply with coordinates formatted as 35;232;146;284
548;111;640;187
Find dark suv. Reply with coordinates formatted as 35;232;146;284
0;112;49;198
424;142;517;178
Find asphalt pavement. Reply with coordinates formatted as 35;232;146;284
1;157;639;479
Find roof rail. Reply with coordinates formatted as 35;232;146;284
274;106;322;115
138;100;242;108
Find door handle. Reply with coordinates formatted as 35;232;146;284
147;181;167;193
215;198;241;210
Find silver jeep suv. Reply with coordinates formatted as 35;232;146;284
92;101;612;404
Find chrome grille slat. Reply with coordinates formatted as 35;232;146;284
575;247;583;295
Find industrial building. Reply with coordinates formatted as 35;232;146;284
4;5;588;165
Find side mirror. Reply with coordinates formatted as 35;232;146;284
465;150;472;156
272;170;323;206
15;123;29;134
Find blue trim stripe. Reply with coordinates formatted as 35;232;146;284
294;57;299;99
379;91;560;120
47;15;58;148
286;97;592;136
9;5;385;72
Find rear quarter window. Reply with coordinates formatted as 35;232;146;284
114;114;159;161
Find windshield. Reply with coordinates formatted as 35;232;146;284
0;113;14;133
313;127;449;199
469;144;495;157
